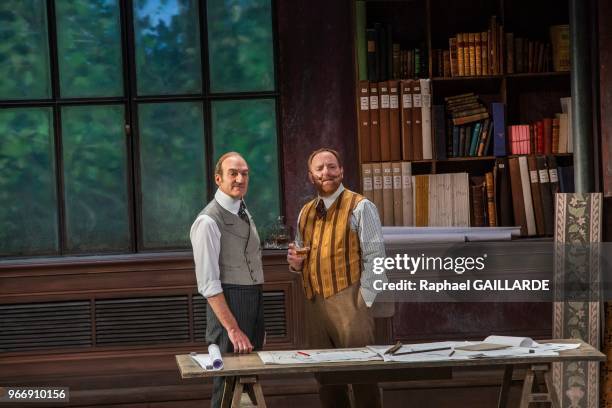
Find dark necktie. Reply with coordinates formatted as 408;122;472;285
316;199;327;219
238;201;250;225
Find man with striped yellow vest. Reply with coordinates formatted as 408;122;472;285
287;148;386;408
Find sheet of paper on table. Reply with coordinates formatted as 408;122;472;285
366;338;582;362
258;348;381;365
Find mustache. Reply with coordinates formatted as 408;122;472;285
316;175;339;182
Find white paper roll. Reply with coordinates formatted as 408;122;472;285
208;344;224;370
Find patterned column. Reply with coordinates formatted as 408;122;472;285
553;193;602;408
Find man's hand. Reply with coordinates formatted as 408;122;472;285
287;243;305;271
228;326;254;353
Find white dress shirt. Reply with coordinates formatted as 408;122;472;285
190;189;251;298
294;184;387;306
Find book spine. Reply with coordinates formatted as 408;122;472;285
357;81;371;163
378;82;391;161
400;80;413;160
372;163;384;220
457;33;465;76
443;50;451;78
388;81;402;161
485;172;496;226
492;102;506;156
475;32;482;76
369;85;381;161
420;79;433;160
411;80;423;160
361;163;374;202
449;37;458;77
481;31;489;75
382;162;394;226
468;33;476;76
401;162;413;226
392;162;403;226
518;156;537;236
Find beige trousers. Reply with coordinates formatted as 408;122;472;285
305;283;380;408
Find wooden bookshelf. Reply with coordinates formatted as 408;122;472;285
354;0;573;233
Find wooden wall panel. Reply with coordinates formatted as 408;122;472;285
277;0;359;231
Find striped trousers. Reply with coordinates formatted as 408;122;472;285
206;283;265;408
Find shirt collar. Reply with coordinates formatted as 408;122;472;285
215;188;242;215
319;183;345;209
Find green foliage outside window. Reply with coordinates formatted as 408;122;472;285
0;108;58;256
134;0;202;95
0;0;51;99
62;105;130;253
207;0;275;93
56;0;124;97
139;102;207;249
0;0;278;257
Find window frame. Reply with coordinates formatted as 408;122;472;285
0;0;283;257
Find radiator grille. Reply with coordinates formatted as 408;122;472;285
0;301;92;352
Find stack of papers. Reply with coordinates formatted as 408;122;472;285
256;337;582;365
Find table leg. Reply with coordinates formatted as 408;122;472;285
231;381;244;407
519;368;535;408
252;381;268;408
497;365;514;408
519;364;560;408
221;377;236;408
544;369;561;408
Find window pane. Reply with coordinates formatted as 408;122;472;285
212;99;279;236
0;108;58;256
133;0;202;95
207;0;275;93
0;1;51;99
62;105;130;253
56;0;123;98
139;102;206;249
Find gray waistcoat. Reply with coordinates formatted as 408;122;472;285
200;199;264;285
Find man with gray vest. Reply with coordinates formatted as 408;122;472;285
190;152;265;408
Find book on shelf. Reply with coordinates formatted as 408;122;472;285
491;102;506;157
389;81;402;161
379;82;391;161
372;162;384;221
382;162;395;226
527;155;546;235
536;155;555;236
400;80;413;161
357;81;371;163
494;158;514;227
369;84;381;161
392;162;403;226
550;24;570;72
401;162;413;226
361;163;374;203
412;79;424;161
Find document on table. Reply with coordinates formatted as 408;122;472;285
367;337;582;362
258;348;382;365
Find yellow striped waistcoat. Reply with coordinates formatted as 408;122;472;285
298;189;364;299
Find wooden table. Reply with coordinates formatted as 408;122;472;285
176;340;605;408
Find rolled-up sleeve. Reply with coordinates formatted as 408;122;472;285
352;199;387;306
190;214;223;298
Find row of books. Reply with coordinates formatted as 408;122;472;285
433;16;569;78
357;79;434;163
361;162;470;227
365;22;427;81
497;155;573;236
443;93;494;158
360;157;574;234
508;97;574;155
